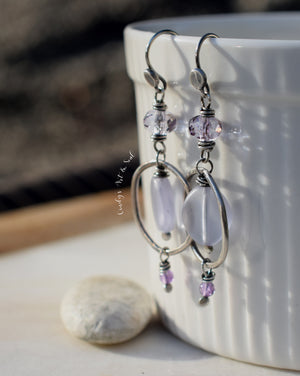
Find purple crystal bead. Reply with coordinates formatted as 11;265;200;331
189;115;222;141
160;269;174;285
144;109;176;136
200;281;215;297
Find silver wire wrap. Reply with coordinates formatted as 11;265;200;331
131;160;192;256
195;146;214;185
160;247;170;263
154;140;166;164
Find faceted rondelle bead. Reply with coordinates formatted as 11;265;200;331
189;115;222;141
151;175;176;233
160;269;174;285
182;185;231;246
144;109;176;136
200;281;215;297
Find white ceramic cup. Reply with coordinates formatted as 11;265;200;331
124;13;300;370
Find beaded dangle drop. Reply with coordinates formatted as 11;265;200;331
131;30;192;292
143;30;178;240
182;33;231;305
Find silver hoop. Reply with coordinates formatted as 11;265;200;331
131;160;192;256
191;168;229;270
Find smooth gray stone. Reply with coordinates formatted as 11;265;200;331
61;276;153;344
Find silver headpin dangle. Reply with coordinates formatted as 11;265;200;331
131;30;192;292
182;33;231;305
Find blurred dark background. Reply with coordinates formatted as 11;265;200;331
0;0;297;212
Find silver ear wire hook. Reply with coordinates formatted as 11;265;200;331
190;33;219;109
195;32;219;70
184;32;230;304
144;29;178;104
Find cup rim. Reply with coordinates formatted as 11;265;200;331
125;12;300;45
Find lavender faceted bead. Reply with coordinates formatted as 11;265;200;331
151;175;176;233
200;281;215;297
144;109;176;136
160;269;174;285
182;185;231;246
189;115;222;141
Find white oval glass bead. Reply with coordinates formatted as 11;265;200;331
151;175;176;233
182;185;231;246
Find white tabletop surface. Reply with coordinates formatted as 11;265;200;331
0;222;297;376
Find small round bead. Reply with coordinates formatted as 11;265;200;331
199;281;215;297
160;269;174;285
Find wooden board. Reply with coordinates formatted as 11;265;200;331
0;188;133;253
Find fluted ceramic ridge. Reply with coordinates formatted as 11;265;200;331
125;13;300;370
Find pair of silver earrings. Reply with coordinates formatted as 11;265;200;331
131;30;230;305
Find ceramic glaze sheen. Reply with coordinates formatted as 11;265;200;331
124;13;300;370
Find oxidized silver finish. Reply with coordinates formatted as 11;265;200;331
159;259;171;272
153;140;166;154
190;33;219;110
155;152;166;166
196;158;213;174
153;164;169;178
200;108;215;117
131;160;192;255
160;247;170;262
200;149;210;164
151;134;167;142
195;33;219;71
199;296;209;305
191;168;229;270
152;101;167;111
202;270;216;282
190;68;207;91
195;158;214;186
153;139;169;177
144;68;161;90
144;29;178;106
195;175;209;187
198;140;215;151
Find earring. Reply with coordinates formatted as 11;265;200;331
182;33;231;305
131;30;192;292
